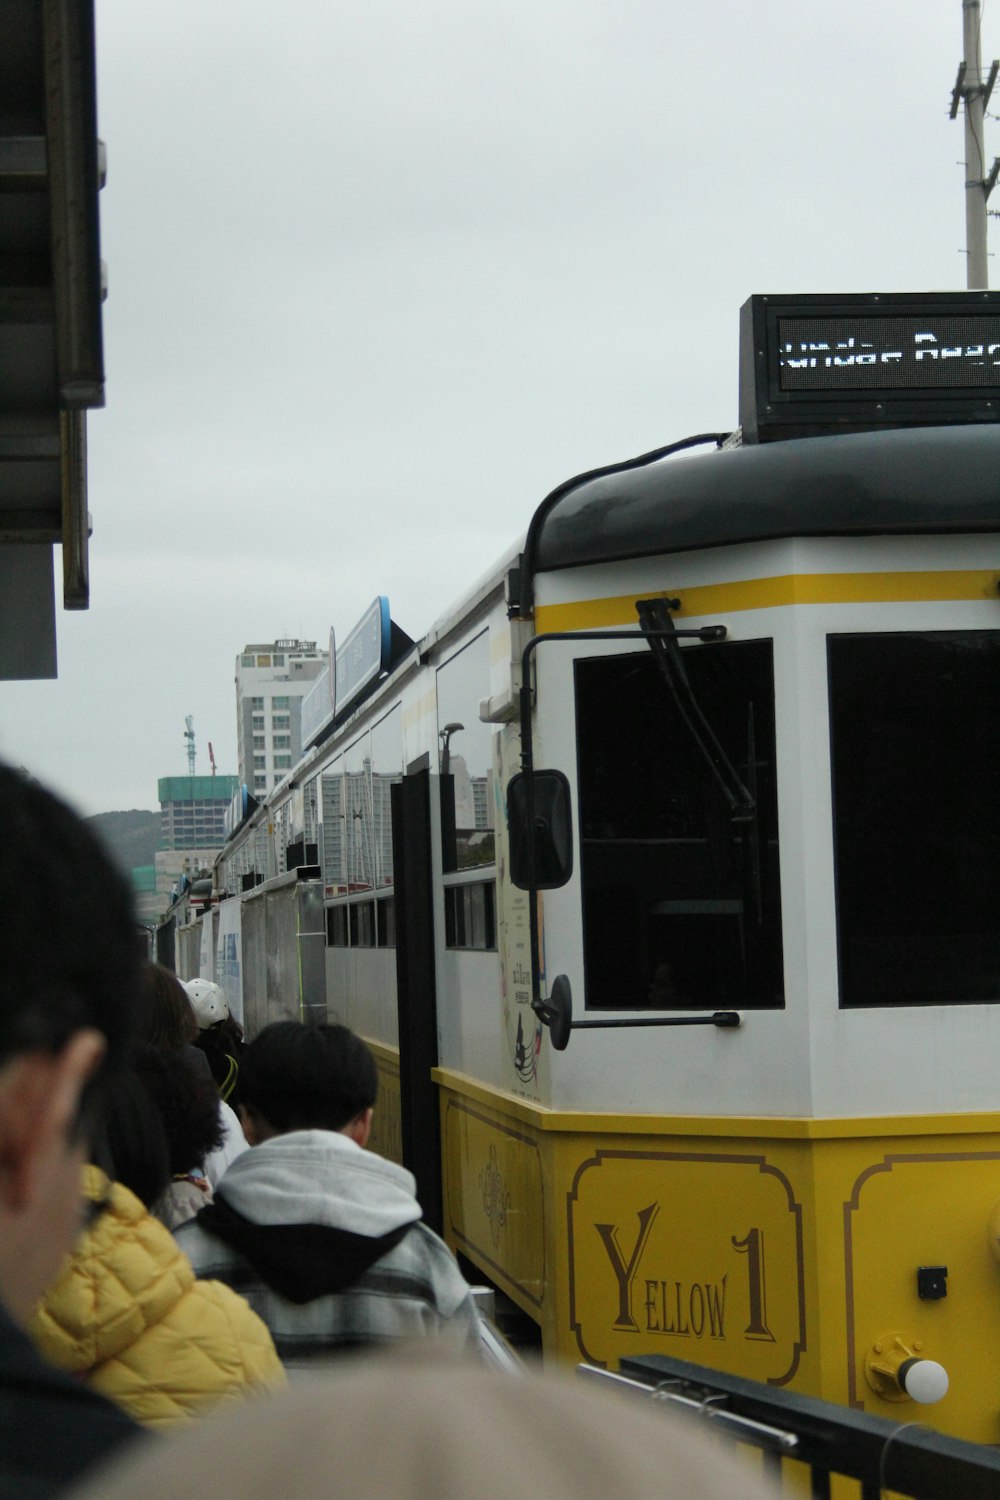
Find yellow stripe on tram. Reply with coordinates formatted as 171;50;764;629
534;569;1000;631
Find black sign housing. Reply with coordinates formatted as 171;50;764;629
740;292;1000;442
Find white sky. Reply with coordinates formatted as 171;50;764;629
0;0;991;815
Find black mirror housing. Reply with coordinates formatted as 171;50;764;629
508;770;573;890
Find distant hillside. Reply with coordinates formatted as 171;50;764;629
87;809;159;877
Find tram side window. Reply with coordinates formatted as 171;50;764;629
349;902;375;948
325;898;395;949
377;897;396;948
575;641;783;1011
444;882;496;950
829;631;1000;1007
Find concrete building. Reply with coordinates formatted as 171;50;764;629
236;640;328;795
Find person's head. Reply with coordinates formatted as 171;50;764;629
137;963;199;1049
239;1022;377;1146
99;1043;224;1201
183;977;229;1030
67;1351;781;1500
0;764;142;1320
94;1065;172;1210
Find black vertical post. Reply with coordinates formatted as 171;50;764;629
391;770;443;1234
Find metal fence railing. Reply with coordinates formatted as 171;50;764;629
577;1354;1000;1500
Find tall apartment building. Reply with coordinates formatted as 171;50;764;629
236;639;328;795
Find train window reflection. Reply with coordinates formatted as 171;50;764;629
320;757;345;895
829;631;1000;1007
345;734;374;894
370;706;402;890
437;633;495;873
575;641;783;1011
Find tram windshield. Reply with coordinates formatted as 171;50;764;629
829;630;1000;1007
574;639;783;1011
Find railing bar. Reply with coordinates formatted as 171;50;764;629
809;1467;831;1500
574;1364;797;1452
589;1356;1000;1496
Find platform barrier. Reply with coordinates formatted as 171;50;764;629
577;1354;1000;1499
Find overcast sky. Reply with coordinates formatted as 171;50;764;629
0;0;990;815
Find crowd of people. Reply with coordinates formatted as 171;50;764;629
0;761;776;1499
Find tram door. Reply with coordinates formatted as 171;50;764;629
390;765;443;1234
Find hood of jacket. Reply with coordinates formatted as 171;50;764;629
212;1129;422;1236
30;1165;196;1373
195;1130;423;1303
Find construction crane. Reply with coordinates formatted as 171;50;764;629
208;741;217;777
184;715;196;776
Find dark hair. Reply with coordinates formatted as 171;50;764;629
137;963;198;1049
240;1022;377;1134
94;1070;172;1208
0;766;141;1123
131;1043;224;1176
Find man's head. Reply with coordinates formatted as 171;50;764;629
239;1022;377;1146
0;765;142;1320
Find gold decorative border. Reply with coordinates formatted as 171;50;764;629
443;1097;545;1309
843;1150;1000;1409
567;1148;806;1381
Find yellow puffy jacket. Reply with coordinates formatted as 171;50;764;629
29;1167;285;1430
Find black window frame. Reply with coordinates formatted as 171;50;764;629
828;628;1000;1009
573;638;784;1013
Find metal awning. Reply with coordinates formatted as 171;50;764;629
0;0;105;678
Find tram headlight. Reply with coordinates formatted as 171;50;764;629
864;1334;949;1405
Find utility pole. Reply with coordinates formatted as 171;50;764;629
950;0;1000;287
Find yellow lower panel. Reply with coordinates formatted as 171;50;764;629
436;1074;1000;1445
364;1038;402;1165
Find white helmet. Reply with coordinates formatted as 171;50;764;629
183;977;229;1029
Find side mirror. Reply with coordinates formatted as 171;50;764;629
508;770;573;890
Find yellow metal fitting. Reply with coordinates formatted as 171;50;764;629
864;1333;949;1405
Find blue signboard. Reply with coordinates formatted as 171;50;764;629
297;600;393;752
300;625;336;749
336;597;391;717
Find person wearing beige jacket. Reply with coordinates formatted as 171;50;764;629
67;1348;779;1500
30;1166;285;1430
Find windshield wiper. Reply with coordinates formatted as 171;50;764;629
635;597;756;823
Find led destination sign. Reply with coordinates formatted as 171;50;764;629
778;315;1000;392
739;293;1000;441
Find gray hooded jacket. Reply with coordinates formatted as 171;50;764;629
174;1130;480;1367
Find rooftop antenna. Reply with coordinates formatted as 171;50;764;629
950;0;1000;287
184;715;196;776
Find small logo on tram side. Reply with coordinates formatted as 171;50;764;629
479;1144;511;1247
595;1203;773;1344
512;1010;542;1084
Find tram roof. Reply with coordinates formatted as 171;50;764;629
534;424;1000;572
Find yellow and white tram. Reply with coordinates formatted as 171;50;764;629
180;292;1000;1443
